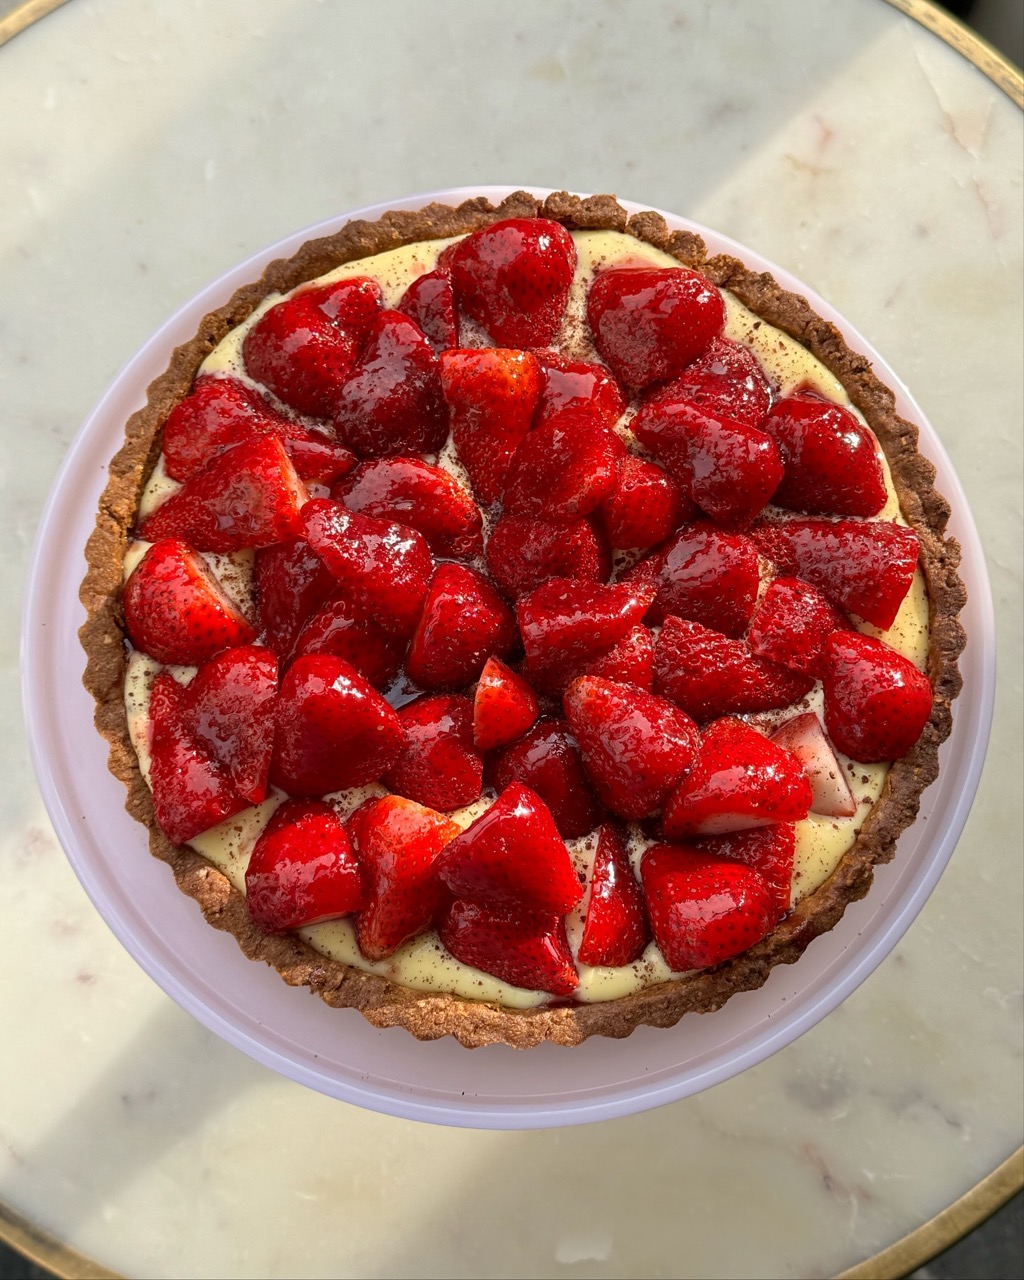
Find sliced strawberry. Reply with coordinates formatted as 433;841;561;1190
270;654;405;796
641;843;776;970
396;268;458;350
630;523;761;638
694;825;795;923
654;616;814;723
563;676;699;820
749;518;919;630
384;695;484;811
183;645;278;804
449;218;576;347
245;799;364;932
489;719;603;840
139;435;308;552
503;413;624;523
290;595;404;690
485;514;610;600
578;825;650;967
406;563;517;691
770;713;856;817
436;783;583;914
243;292;361;419
124;539;256;666
148;673;247;844
472;657;540;752
762;393;887;517
528;623;655;699
600;455;690;551
661;717;812;838
332;456;482;559
586;266;725;390
747;577;851;678
440;348;542;504
516;577;655;680
663;337;773;427
297;276;385;340
281;434;361;486
440;899;579;996
821;632;932;762
350;795;459;960
255;537;337;658
534;352;626;431
300;498;433;637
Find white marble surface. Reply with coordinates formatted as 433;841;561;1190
0;1;1021;1276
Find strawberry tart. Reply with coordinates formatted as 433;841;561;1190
79;191;966;1048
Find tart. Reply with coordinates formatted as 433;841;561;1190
79;191;966;1049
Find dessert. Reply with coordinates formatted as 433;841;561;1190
79;191;966;1048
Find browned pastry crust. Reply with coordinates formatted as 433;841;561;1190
79;191;967;1049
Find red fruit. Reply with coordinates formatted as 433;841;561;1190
578;825;650;967
297;276;386;340
139;435;308;552
472;657;540;752
770;713;856;817
485;514;610;600
600;455;690;551
663;337;773;427
301;498;433;637
255;537;337;659
661;717;812;838
563;676;699;820
762;393;887;517
489;719;603;840
148;673;247;844
396;268;459;350
245;799;364;932
529;623;655;699
280;434;361;486
384;695;484;811
350;795;459;960
124;539;256;666
440;348;542;504
633;523;761;638
516;577;656;679
406;563;517;691
243;291;361;418
747;577;851;678
822;632;932;762
270;654;405;796
694;825;795;923
503;413;624;523
183;645;278;804
654;616;814;723
440;899;579;996
641;843;776;970
333;456;482;559
436;783;583;915
534;352;626;431
749;518;919;630
449;218;577;347
290;595;404;690
586;267;725;390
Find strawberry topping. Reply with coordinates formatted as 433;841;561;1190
578;825;650;968
821;632;932;762
384;695;484;812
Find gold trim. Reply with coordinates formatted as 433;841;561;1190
0;0;72;49
0;1198;121;1279
883;0;1024;107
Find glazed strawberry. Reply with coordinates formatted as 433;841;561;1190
600;455;690;551
440;348;541;504
821;632;932;762
406;563;517;691
527;623;655;699
534;352;626;431
654;616;814;722
436;783;583;914
663;337;773;427
485;514;610;600
384;695;484;811
472;656;540;752
762;393;888;517
516;577;656;679
586;266;725;390
578;825;649;968
750;518;919;630
563;676;699;820
332;456;482;559
502;413;624;523
270;654;405;796
693;825;795;923
350;795;459;960
245;799;364;932
439;899;579;996
662;717;812;838
139;435;308;552
301;498;433;637
255;537;337;658
641;843;776;970
148;673;247;844
770;713;856;817
396;268;458;350
124;539;256;666
489;719;602;840
183;645;278;804
746;577;851;678
448;218;576;347
290;595;404;690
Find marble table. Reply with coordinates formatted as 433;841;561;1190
1;1;1021;1276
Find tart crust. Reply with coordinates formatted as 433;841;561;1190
79;191;967;1049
